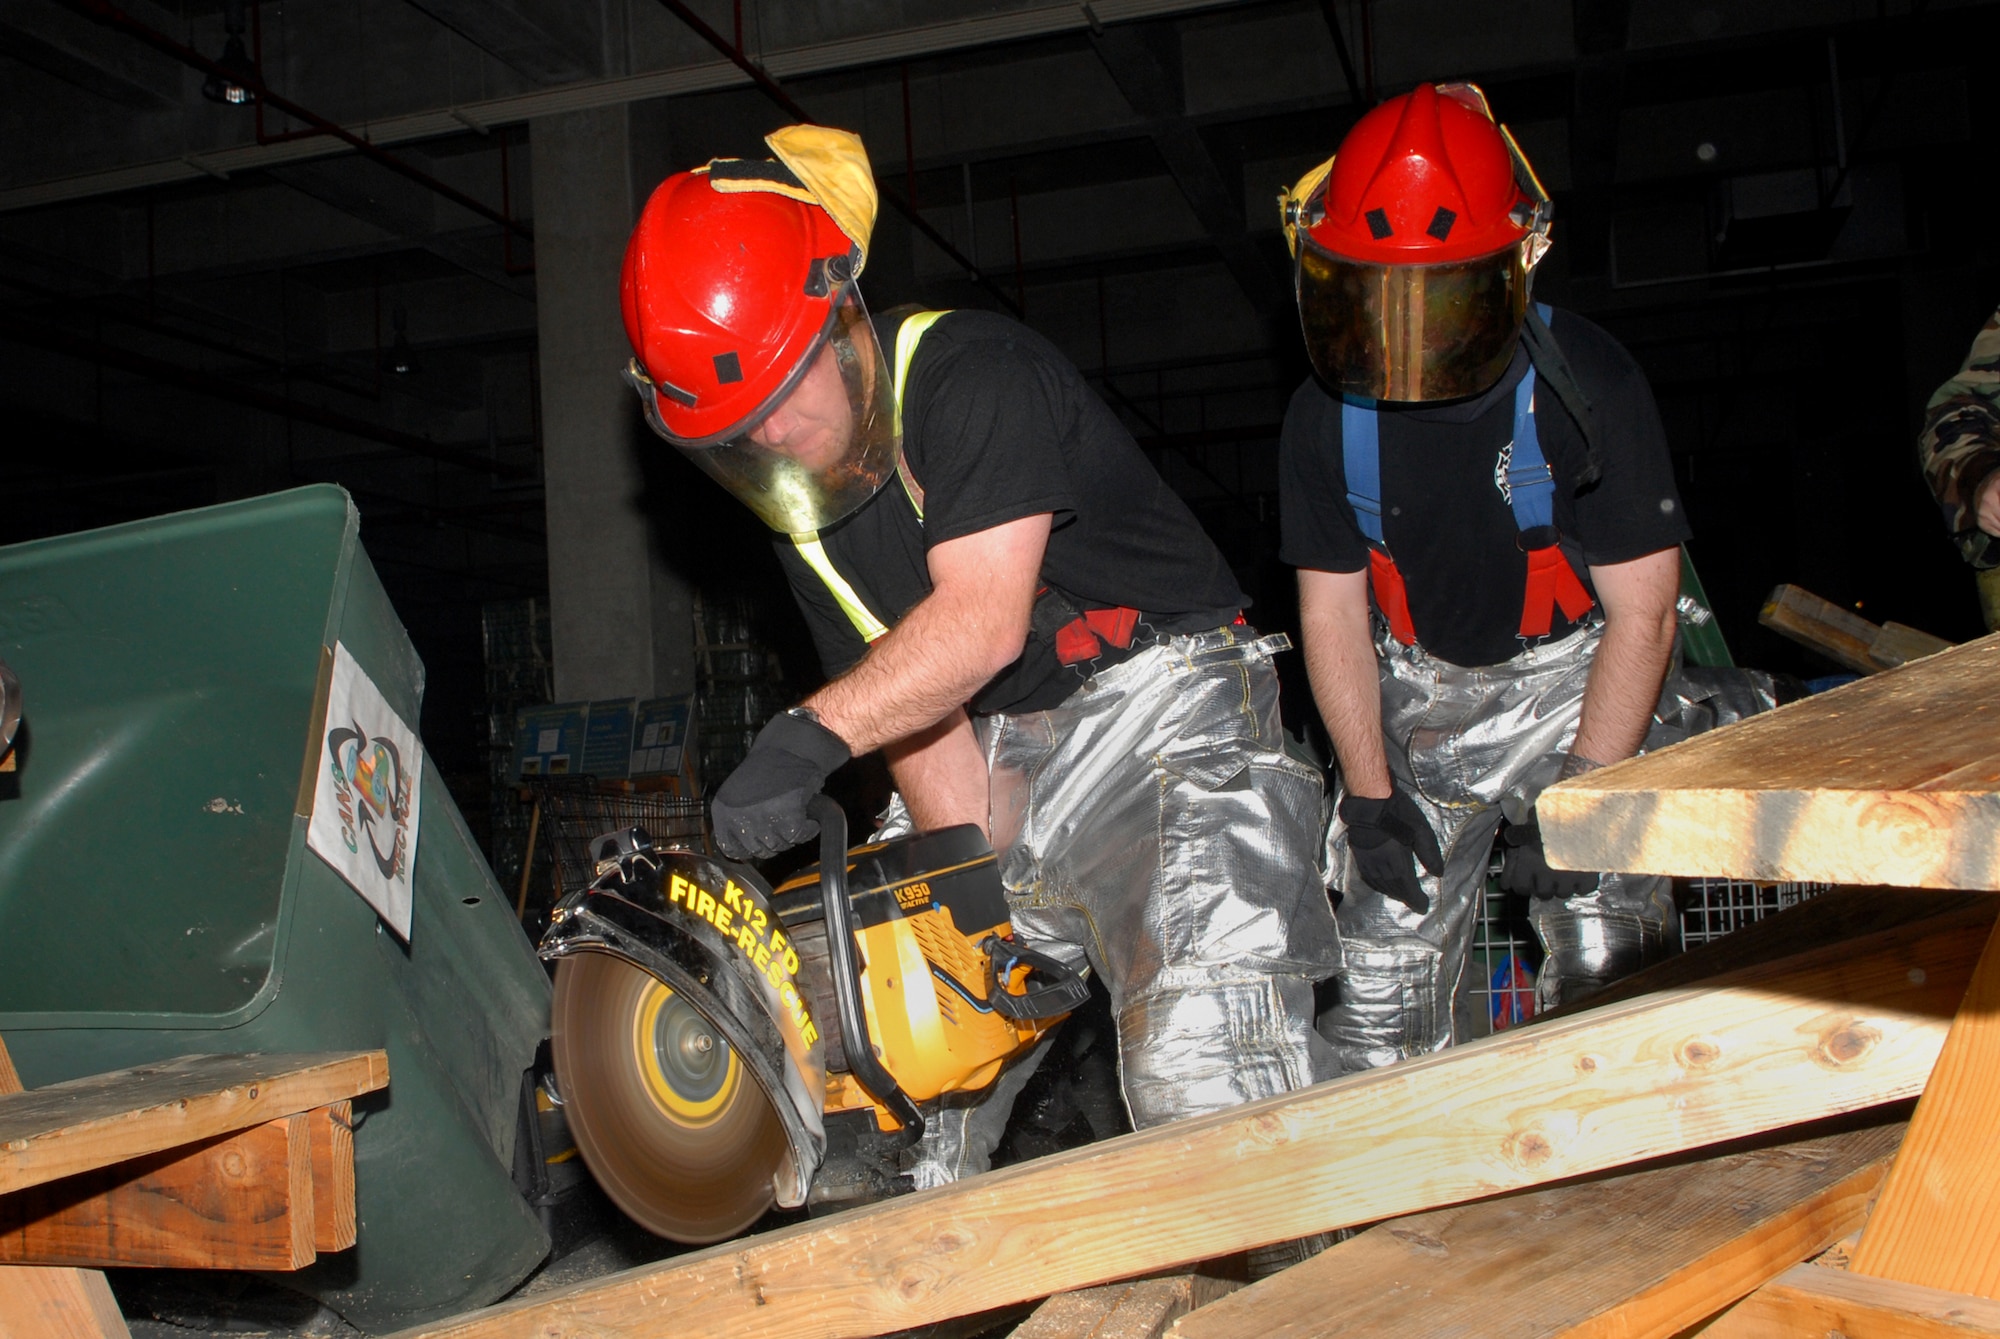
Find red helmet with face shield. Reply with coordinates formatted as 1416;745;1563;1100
1280;82;1551;402
621;130;894;535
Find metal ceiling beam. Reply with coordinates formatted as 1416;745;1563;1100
0;314;535;478
54;0;531;244
1087;17;1289;315
401;0;600;86
1;0;1258;214
650;0;1022;316
1565;0;1634;279
0;0;179;108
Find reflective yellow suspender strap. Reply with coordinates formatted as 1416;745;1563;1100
890;308;949;520
791;536;891;642
789;309;953;644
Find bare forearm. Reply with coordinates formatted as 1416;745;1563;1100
805;594;1015;754
883;709;990;837
1573;552;1681;764
1299;569;1392;799
803;514;1049;757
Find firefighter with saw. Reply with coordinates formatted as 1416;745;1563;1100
616;125;1341;1194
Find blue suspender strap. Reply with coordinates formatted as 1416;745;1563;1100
1505;364;1556;532
1340;399;1387;546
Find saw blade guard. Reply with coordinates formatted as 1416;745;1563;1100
540;844;828;1215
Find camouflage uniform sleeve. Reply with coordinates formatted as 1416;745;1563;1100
1917;304;2000;569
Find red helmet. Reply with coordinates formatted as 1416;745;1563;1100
1281;82;1551;401
621;154;898;535
621;170;857;446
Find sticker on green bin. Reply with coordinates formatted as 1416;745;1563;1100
306;642;424;941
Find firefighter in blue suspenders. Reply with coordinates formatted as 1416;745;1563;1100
1276;83;1729;1072
619;127;1341;1191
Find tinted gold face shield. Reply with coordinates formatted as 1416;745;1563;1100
1296;238;1529;403
1281;96;1552;403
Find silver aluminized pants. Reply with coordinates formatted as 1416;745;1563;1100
900;626;1342;1188
1320;621;1777;1074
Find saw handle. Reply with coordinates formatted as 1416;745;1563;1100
809;794;925;1146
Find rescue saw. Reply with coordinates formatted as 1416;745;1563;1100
539;795;1088;1243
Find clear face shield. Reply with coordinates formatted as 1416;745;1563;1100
626;286;898;535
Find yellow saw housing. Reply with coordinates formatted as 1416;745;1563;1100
542;813;1085;1243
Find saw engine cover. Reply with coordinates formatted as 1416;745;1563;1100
539;805;1085;1243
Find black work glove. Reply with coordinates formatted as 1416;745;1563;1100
1339;789;1444;915
710;709;851;860
1497;817;1602;900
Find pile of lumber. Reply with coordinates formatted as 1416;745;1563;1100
0;1048;388;1338
392;634;2000;1339
381;892;1989;1339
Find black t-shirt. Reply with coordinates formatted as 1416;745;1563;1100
776;309;1245;713
1279;307;1689;669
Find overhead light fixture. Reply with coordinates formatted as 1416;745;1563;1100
201;0;260;106
384;305;420;376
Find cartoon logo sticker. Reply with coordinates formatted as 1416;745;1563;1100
307;643;424;940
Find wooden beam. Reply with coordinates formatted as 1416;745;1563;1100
386;915;1978;1339
1850;918;2000;1297
1016;1274;1240;1339
1539;632;2000;889
1705;1262;2000;1337
308;1100;356;1253
1543;886;1994;1019
1760;583;1883;674
0;1267;131;1339
1872;622;1955;671
0;1051;388;1195
0;1037;131;1339
1170;1122;1901;1339
0;1111;320;1271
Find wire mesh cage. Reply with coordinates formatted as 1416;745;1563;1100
523;776;707;905
1677;876;1829;950
1462;871;1834;1040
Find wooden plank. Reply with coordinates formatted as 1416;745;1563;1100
1871;622;1956;671
1705;1263;2000;1337
1759;583;1882;675
1541;887;1994;1019
0;1268;131;1339
0;1051;388;1195
1167;1122;1901;1339
0;1113;319;1270
0;1037;131;1339
1850;917;2000;1297
1019;1275;1241;1339
1539;631;2000;889
385;916;1977;1339
308;1100;356;1252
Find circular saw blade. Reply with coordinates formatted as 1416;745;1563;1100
552;954;788;1244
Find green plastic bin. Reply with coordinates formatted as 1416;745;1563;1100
0;485;551;1331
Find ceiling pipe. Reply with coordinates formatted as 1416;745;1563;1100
59;0;531;244
651;0;1021;317
0;314;537;479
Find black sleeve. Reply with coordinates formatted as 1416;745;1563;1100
1278;380;1370;573
902;332;1079;547
773;539;869;681
1559;316;1692;565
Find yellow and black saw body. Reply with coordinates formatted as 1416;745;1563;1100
540;797;1085;1244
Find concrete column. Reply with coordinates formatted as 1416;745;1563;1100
531;104;696;703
